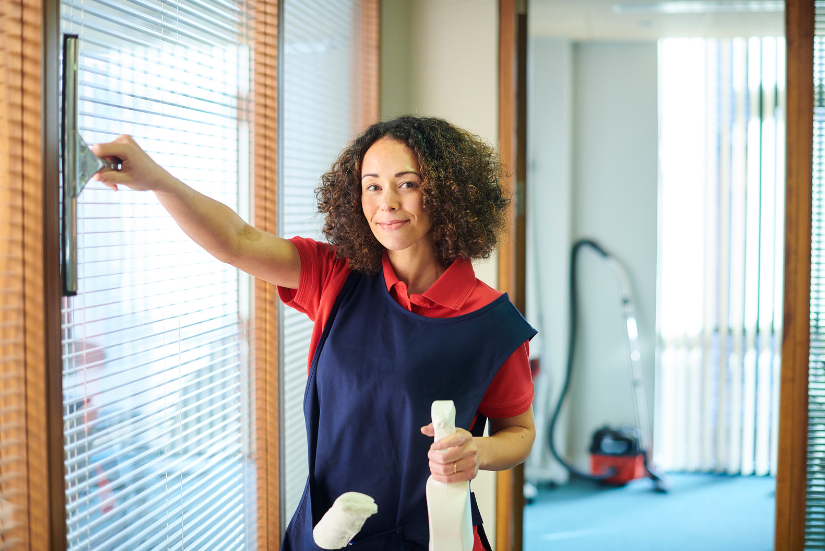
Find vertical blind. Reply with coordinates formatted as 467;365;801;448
60;0;255;546
279;0;373;528
658;37;785;475
807;3;825;548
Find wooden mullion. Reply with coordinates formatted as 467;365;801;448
252;0;280;547
775;0;815;549
356;0;380;130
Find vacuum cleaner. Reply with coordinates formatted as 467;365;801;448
546;239;668;492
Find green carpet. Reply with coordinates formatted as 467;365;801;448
524;473;776;551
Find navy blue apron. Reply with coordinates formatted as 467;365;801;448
281;269;537;551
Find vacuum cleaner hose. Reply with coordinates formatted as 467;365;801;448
547;239;617;481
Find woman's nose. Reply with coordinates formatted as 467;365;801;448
380;188;398;211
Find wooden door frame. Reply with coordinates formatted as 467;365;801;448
496;1;526;550
775;0;814;549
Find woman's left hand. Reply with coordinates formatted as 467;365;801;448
420;424;480;483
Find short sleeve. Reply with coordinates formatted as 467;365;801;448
478;341;534;419
277;236;349;321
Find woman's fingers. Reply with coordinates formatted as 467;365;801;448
423;427;480;481
428;456;477;483
428;441;475;464
430;429;469;451
426;428;479;482
90;134;173;192
90;137;132;162
93;166;128;185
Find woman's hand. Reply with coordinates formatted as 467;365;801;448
90;135;177;193
420;424;480;483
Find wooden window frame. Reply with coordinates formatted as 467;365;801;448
775;0;815;549
253;0;281;549
44;0;66;545
496;1;526;550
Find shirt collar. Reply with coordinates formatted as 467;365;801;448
382;251;476;311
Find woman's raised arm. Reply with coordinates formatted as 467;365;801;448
91;135;301;289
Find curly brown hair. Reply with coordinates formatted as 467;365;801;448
316;115;510;275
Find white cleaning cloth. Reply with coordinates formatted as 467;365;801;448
313;492;378;549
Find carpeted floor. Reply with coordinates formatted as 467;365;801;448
524;473;776;551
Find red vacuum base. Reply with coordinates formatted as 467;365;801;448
590;452;646;485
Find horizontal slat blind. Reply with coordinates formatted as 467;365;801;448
0;1;48;547
279;0;361;527
0;20;26;548
807;3;825;548
60;0;254;547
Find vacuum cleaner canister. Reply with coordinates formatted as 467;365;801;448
589;425;646;485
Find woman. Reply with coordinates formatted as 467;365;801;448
92;115;537;551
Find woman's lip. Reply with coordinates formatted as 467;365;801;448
377;220;408;230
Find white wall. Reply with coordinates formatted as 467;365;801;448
380;0;500;542
569;42;659;469
526;40;659;474
524;37;573;485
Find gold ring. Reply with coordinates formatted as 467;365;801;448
454;462;458;474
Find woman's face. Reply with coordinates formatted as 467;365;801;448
361;137;433;253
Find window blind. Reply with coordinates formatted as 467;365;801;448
0;35;26;549
658;37;785;475
1;3;48;547
60;0;254;547
806;3;825;547
279;0;370;528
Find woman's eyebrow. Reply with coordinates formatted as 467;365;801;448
360;171;421;181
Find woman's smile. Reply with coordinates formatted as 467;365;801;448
376;219;409;231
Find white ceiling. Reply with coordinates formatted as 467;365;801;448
530;0;785;40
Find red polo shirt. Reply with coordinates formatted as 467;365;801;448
278;236;533;550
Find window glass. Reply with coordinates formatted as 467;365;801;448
60;0;254;547
279;0;361;525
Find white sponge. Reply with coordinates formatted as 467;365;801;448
313;492;378;549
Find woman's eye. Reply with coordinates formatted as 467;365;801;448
366;184;379;192
400;181;418;189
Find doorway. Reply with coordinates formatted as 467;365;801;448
524;2;786;549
